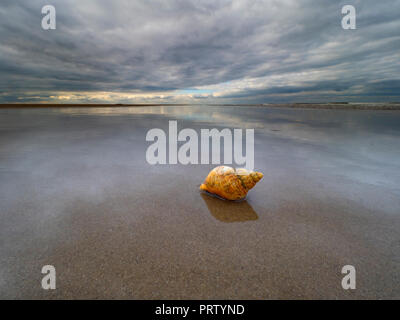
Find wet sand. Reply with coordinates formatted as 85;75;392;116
0;105;399;299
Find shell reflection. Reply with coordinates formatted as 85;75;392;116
200;193;259;223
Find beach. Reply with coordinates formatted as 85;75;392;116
0;105;399;299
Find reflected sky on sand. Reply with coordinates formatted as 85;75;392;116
0;105;400;299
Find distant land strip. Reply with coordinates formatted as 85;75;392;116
1;103;400;110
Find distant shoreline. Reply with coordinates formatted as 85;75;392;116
1;103;400;110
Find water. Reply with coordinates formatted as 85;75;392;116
0;105;399;299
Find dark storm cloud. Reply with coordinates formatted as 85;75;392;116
0;0;399;103
220;80;355;99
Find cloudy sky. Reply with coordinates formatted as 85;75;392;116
1;0;399;104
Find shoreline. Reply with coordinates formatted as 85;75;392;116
1;102;400;110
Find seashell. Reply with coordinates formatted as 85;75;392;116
200;166;263;201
